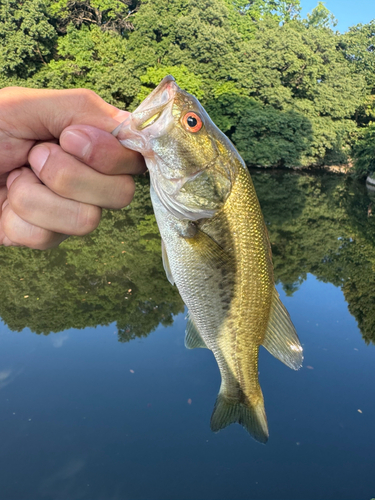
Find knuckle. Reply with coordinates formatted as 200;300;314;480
0;88;33;120
40;147;80;196
75;88;102;111
1;208;31;246
46;160;72;195
29;233;59;250
0;86;25;100
74;204;101;235
22;227;51;250
112;176;135;209
79;88;99;100
8;181;33;216
1;210;18;242
2;207;62;250
0;86;16;99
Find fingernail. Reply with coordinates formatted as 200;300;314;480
29;146;50;175
113;110;130;123
6;170;22;189
61;130;92;158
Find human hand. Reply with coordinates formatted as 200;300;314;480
0;87;145;249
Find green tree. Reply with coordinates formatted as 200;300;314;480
0;0;57;81
352;124;375;177
223;0;301;22
208;20;364;166
34;22;140;107
340;21;375;129
305;2;337;30
49;0;140;34
127;0;243;93
0;0;372;169
137;65;205;102
253;171;375;345
207;95;313;167
222;0;301;39
2;172;375;346
339;21;375;174
0;178;184;339
341;21;375;96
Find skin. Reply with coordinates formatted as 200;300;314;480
0;87;146;249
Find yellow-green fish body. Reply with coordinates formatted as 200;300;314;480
116;76;303;443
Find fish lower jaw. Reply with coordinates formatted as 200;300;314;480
119;135;149;154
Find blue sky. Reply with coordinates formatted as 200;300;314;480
300;0;374;32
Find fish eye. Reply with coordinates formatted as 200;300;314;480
182;112;203;133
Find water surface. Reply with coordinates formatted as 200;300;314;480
0;172;374;500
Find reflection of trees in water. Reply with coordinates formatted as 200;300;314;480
0;177;184;341
1;172;375;345
253;171;375;345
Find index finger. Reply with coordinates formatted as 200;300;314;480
0;87;132;171
0;87;125;141
60;125;146;175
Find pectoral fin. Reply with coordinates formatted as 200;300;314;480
161;239;174;285
184;312;207;349
262;288;303;370
185;227;232;270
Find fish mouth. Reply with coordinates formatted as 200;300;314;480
113;75;178;149
133;75;177;127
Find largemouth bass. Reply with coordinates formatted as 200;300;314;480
115;75;303;443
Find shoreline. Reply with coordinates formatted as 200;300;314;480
249;164;353;175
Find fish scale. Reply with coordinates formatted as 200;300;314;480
116;75;303;443
203;162;273;391
211;163;273;419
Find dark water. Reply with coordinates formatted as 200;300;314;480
0;172;375;500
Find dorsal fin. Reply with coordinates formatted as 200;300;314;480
161;239;174;285
262;288;303;370
184;312;208;349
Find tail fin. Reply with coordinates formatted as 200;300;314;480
210;392;269;444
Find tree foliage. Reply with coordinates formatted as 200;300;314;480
49;0;139;33
305;1;337;30
222;0;301;39
341;20;375;94
2;172;375;346
0;0;373;169
223;0;301;22
0;0;57;79
340;21;375;136
207;19;364;166
352;124;375;177
1;0;375;341
252;171;375;345
0;178;184;340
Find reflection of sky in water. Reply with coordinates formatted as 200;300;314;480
0;275;374;500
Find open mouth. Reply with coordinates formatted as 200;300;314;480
132;75;178;130
112;75;179;149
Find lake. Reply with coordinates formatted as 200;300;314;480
0;171;374;500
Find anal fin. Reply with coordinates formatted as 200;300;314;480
184;312;207;349
262;288;303;370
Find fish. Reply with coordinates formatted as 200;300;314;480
114;75;303;443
